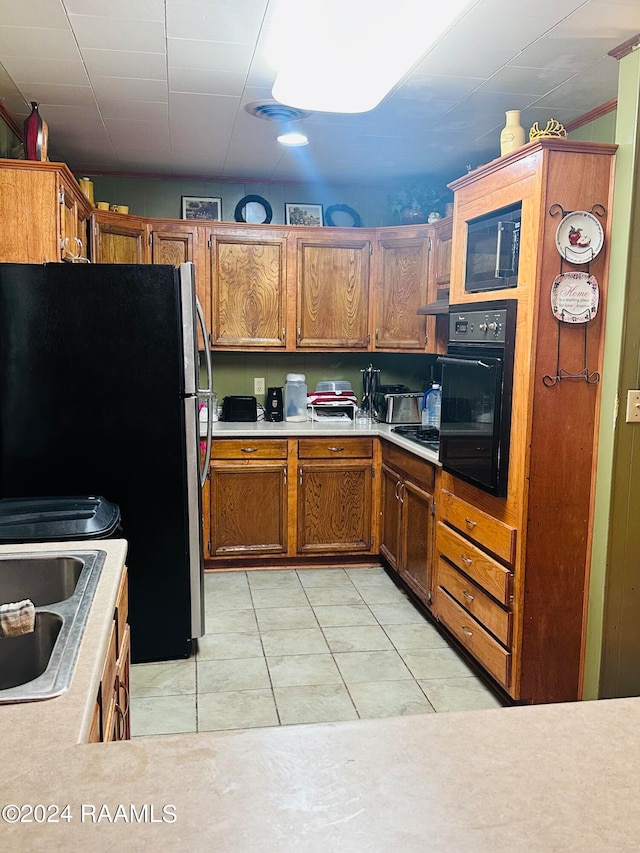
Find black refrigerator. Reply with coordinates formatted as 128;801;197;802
0;262;213;663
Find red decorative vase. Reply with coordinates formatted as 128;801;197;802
23;102;48;161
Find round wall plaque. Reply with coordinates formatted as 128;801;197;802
234;195;272;224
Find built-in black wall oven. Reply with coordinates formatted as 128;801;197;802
437;300;517;496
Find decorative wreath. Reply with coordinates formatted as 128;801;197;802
325;204;362;227
234;195;273;224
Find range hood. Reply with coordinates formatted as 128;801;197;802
417;297;449;315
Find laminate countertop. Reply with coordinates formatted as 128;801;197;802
2;544;637;851
204;420;441;465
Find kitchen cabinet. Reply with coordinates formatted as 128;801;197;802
297;438;375;554
209;227;288;348
88;566;130;743
372;226;433;351
295;231;372;349
208;439;288;558
430;215;452;295
0;159;92;263
91;210;149;264
380;441;435;606
206;436;379;563
434;139;616;704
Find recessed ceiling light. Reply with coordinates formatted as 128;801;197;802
277;131;309;147
269;0;474;113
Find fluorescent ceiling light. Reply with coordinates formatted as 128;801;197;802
270;0;473;113
277;130;309;146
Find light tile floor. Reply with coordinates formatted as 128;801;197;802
130;567;504;737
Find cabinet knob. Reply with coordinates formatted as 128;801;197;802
241;447;258;453
460;554;473;566
327;446;344;453
464;517;477;529
462;590;474;602
461;626;473;638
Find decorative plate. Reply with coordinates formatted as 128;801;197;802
555;210;604;264
551;271;599;323
325;204;361;227
234;195;272;224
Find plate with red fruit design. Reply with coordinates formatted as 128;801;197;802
555;210;604;264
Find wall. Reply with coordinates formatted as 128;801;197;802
583;50;640;700
87;173;454;229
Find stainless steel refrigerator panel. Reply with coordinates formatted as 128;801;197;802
179;263;197;397
184;393;205;639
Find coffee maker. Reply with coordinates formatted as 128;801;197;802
265;386;284;422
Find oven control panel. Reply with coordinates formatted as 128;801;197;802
449;308;508;343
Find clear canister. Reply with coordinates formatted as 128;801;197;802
284;373;307;422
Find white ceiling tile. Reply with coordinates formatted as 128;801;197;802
67;15;166;52
0;26;80;60
63;0;165;21
510;36;619;72
532;56;620;110
169;68;246;96
98;99;169;121
0;57;89;86
167;38;253;73
166;0;268;44
483;65;573;96
0;0;69;28
396;75;485;102
17;84;95;109
91;76;168;102
80;49;167;80
550;1;640;38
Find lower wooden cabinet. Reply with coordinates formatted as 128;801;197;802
380;442;435;605
206;437;377;561
297;438;374;554
88;566;131;743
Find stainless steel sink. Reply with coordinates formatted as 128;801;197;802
0;555;83;606
0;550;105;703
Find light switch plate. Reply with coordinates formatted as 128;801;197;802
626;390;640;422
254;377;265;395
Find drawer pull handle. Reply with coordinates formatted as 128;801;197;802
465;517;477;528
327;446;344;453
460;554;473;565
241;447;258;453
462;590;474;602
461;626;473;637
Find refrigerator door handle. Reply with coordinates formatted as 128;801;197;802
195;297;213;488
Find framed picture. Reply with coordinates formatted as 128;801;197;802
181;196;222;221
285;203;323;227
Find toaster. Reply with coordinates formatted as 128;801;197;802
375;392;423;424
221;395;258;422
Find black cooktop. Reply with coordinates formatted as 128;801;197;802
391;424;439;453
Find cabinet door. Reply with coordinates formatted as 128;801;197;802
297;461;373;553
59;179;89;262
431;217;452;292
400;477;434;602
210;231;287;347
373;230;430;350
296;235;371;348
380;463;402;571
151;225;195;266
91;212;149;263
210;462;288;556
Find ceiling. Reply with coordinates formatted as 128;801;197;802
0;0;638;186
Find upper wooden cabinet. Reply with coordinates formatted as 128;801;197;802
372;226;431;350
91;210;149;264
430;216;452;294
295;231;372;349
0;159;92;263
150;222;198;266
209;228;287;348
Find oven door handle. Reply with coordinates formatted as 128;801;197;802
437;356;495;369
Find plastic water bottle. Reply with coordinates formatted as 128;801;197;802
284;373;308;422
422;383;441;429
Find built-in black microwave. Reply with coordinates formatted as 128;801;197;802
465;202;521;293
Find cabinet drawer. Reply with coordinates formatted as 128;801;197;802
436;587;511;688
436;557;512;646
436;521;513;605
211;439;287;459
298;438;373;459
439;489;516;565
